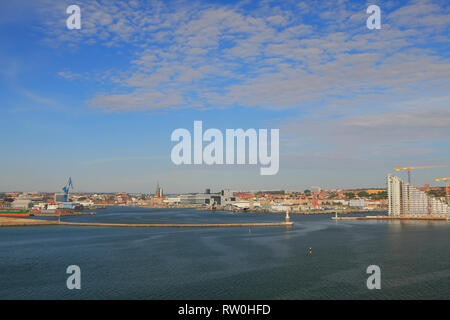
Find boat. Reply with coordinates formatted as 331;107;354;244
0;210;31;217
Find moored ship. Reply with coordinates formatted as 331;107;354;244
0;209;32;217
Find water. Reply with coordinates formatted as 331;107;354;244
0;207;449;299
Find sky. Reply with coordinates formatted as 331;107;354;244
0;0;449;193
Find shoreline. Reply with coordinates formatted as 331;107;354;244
332;215;450;221
138;205;386;215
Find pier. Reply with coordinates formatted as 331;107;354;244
0;217;293;228
59;221;294;228
0;217;59;227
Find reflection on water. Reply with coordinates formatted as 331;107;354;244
0;207;448;299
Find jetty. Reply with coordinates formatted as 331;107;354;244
0;215;293;228
59;221;293;228
0;217;59;227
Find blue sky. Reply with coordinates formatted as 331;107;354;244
0;0;449;193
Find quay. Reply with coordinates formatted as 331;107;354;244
332;215;450;221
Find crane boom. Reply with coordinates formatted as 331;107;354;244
394;165;450;171
394;165;450;184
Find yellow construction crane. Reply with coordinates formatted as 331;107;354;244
435;178;449;203
394;165;450;184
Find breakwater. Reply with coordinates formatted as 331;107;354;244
60;221;293;228
0;217;293;228
0;217;59;227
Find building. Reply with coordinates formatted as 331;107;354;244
332;199;349;206
179;193;221;205
11;199;33;209
271;203;293;212
55;193;66;202
163;196;180;205
220;189;236;205
387;174;449;216
349;199;368;208
62;202;79;209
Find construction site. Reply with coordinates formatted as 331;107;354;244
333;165;450;221
388;165;450;217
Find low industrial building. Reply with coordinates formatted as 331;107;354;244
11;199;33;209
349;199;369;208
179;193;222;205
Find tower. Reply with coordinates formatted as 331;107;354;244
156;181;163;198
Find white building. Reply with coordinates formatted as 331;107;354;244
163;196;180;204
349;199;368;208
332;199;349;206
271;204;293;212
387;174;449;216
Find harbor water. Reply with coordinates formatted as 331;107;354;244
0;207;449;299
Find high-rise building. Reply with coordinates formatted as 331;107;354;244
387;174;449;216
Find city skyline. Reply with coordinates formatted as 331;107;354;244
1;0;449;193
0;175;447;194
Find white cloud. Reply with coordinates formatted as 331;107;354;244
30;0;449;116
